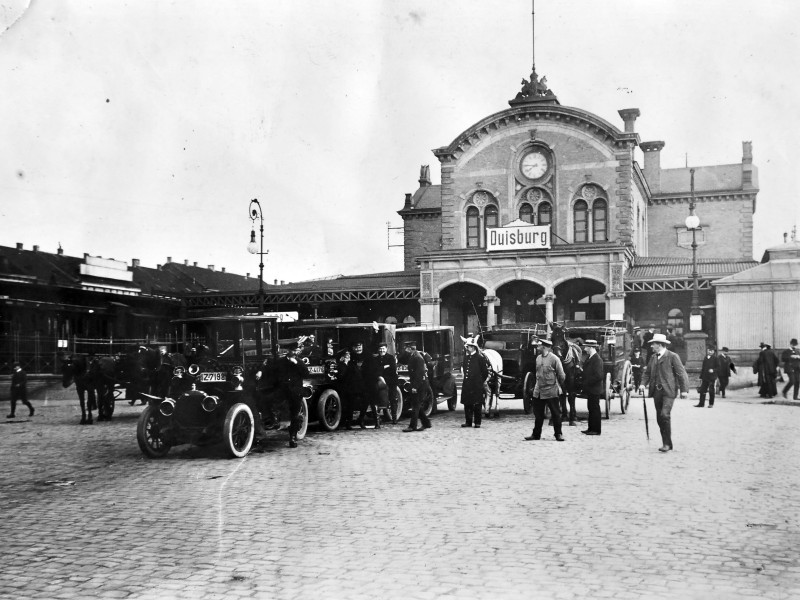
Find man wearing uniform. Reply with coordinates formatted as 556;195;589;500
376;341;399;424
524;339;566;442
460;336;488;428
257;339;309;448
399;340;432;432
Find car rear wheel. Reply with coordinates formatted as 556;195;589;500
223;403;254;458
523;372;534;414
422;386;434;418
317;389;341;431
383;387;403;422
137;405;171;458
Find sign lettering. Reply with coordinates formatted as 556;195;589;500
486;224;550;251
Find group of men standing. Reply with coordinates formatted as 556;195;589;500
754;338;800;400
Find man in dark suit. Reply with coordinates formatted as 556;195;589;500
8;362;34;419
352;341;380;429
376;341;399;424
399;340;432;432
715;347;736;398
460;336;488;428
581;340;604;435
781;339;800;400
641;333;689;453
695;346;718;407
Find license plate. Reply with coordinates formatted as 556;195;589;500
397;365;408;373
200;372;226;382
308;365;325;375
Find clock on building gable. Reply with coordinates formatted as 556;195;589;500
516;146;552;184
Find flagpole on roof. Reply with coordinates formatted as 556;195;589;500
531;0;536;71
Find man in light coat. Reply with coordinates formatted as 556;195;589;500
524;339;566;442
641;333;689;453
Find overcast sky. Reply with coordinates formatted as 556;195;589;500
1;0;797;284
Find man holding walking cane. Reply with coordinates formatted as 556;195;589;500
640;333;689;453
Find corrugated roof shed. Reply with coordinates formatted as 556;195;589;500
626;256;758;281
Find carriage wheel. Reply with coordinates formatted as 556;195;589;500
295;397;309;440
522;372;534;414
317;389;341;432
383;387;404;422
136;405;171;458
604;373;612;419
620;360;633;414
223;403;254;458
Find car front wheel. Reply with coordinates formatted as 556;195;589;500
317;389;341;431
136;405;171;458
223;403;254;458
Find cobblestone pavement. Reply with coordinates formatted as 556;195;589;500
1;387;799;600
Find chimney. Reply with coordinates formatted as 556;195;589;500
57;246;63;255
157;264;162;270
280;280;285;285
418;165;431;187
618;108;640;133
246;273;250;279
404;193;413;209
167;256;172;263
132;258;140;268
221;267;226;273
33;245;39;252
184;259;188;265
16;243;22;250
193;262;198;267
274;279;278;285
640;141;665;194
742;141;755;189
208;265;215;271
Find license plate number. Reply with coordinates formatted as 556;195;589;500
397;365;408;373
200;372;226;382
307;365;325;375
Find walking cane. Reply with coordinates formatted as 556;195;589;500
641;387;650;441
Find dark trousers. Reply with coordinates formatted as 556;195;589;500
653;389;675;449
408;390;431;430
586;392;601;434
559;366;577;422
464;402;482;426
718;376;729;397
532;396;562;438
632;369;643;389
782;371;799;400
698;380;716;406
287;393;303;438
10;389;33;417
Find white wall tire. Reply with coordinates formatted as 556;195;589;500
223;403;254;458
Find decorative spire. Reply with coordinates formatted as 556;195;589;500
509;0;557;105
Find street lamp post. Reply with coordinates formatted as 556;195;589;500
684;168;708;370
247;199;268;358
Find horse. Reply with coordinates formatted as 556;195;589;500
91;356;120;421
61;353;97;425
482;348;504;418
118;345;185;403
551;324;584;426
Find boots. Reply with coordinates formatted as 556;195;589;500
374;407;381;429
694;393;705;407
288;432;297;448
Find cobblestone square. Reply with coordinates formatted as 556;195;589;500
1;388;799;599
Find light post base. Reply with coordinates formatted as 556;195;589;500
684;331;708;372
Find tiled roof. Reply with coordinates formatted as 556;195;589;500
658;164;754;195
626;256;758;281
274;271;419;292
411;184;442;210
713;261;800;285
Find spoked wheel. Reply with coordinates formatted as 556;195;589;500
604;373;612;419
523;372;534;414
295;397;309;440
620;360;632;414
223;403;254;458
383;387;404;422
317;389;341;432
422;386;434;418
136;405;171;458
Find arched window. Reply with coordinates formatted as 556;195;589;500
466;206;480;248
484;205;499;247
574;200;588;243
593;199;607;242
537;202;552;227
519;203;533;224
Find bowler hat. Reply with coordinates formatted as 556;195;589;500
791;339;798;346
648;333;671;345
721;347;729;352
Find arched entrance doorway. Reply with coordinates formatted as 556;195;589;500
496;280;547;325
554;278;606;321
440;282;487;367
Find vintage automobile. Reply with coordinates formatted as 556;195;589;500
136;312;307;459
285;320;400;430
394;325;458;415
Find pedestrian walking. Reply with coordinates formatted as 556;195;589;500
7;362;34;419
715;347;736;398
580;340;603;436
376;341;399;424
640;333;689;453
695;346;718;407
630;348;646;389
781;339;800;400
524;339;566;442
400;340;432;432
460;336;488;428
754;343;779;398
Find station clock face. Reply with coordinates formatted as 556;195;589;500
520;150;549;180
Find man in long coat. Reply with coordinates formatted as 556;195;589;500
641;333;689;453
524;339;566;442
755;343;779;398
715;347;736;398
460;336;488;428
695;346;718;407
376;341;399;424
400;340;432;432
580;340;604;435
780;339;800;400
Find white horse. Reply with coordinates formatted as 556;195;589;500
482;348;504;418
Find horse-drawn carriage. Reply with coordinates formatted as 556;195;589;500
394;326;458;416
136;312;305;458
480;321;634;419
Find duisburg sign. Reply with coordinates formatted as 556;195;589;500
486;220;550;251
